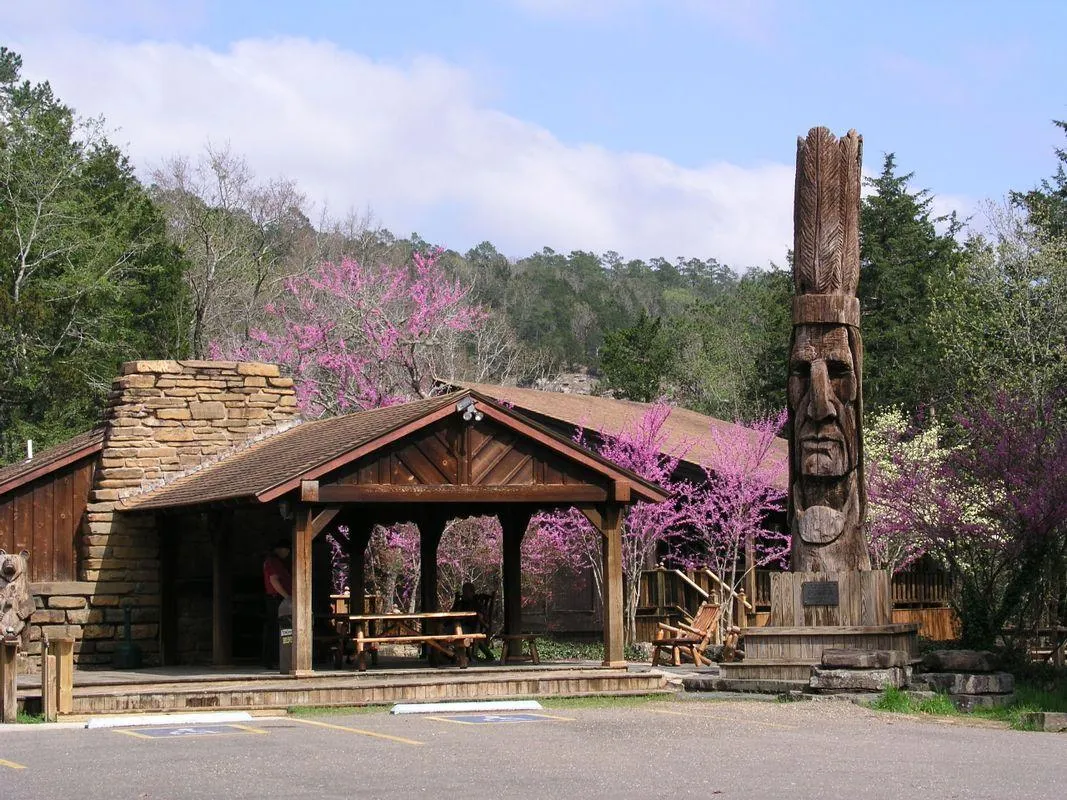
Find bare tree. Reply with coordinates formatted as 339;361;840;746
150;144;311;356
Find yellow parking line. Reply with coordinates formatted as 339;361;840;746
648;708;799;730
287;717;423;746
0;759;26;770
230;724;269;735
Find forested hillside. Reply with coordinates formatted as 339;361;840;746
3;46;1065;465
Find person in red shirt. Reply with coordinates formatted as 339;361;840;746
262;540;292;669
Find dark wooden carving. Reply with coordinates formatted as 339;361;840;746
788;127;871;572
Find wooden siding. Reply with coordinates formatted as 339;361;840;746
335;417;607;490
892;607;959;641
0;457;94;581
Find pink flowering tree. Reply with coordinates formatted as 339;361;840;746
436;516;503;605
864;408;941;575
214;249;489;416
684;411;789;625
329;517;505;614
530;404;693;645
873;392;1067;649
327;523;422;611
520;519;587;618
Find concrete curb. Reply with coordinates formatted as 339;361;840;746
85;711;254;729
391;700;543;715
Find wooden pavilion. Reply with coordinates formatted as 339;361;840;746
119;389;669;674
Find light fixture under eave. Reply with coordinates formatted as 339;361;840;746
456;396;482;423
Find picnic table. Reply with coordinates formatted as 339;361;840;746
341;611;486;671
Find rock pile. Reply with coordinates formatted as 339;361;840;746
913;650;1015;711
809;648;912;693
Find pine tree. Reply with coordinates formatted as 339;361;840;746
859;154;963;414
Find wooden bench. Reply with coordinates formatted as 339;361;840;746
497;634;540;665
355;631;486;671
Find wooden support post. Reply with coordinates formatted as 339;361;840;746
51;638;74;715
158;515;179;666
348;522;374;617
40;643;57;722
291;505;315;675
600;503;626;667
0;639;17;723
211;513;233;666
500;508;531;636
419;514;445;614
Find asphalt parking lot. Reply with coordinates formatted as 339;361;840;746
1;698;1064;800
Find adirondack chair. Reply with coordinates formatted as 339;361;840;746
651;601;721;667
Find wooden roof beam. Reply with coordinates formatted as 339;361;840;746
300;481;610;504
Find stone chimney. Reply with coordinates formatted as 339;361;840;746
96;360;299;499
75;360;299;665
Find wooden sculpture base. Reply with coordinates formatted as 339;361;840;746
715;571;918;692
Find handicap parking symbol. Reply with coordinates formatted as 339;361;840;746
116;724;264;739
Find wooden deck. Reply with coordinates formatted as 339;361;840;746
17;662;669;716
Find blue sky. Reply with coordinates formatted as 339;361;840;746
5;0;1065;267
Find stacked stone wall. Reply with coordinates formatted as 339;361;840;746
26;360;298;669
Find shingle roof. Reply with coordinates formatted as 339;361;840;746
122;393;463;511
0;427;105;496
121;388;670;512
451;382;789;490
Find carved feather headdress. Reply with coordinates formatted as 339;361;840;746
792;127;862;327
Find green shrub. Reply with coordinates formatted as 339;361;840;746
871;686;911;713
916;693;958;715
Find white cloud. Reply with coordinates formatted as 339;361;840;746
10;34;794;267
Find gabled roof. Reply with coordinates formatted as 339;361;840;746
450;382;789;490
0;427;105;497
121;390;668;512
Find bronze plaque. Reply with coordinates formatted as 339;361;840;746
801;580;839;607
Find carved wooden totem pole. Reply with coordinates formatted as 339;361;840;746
788;127;871;573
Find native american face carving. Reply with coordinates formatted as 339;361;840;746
787;126;870;572
789;324;858;479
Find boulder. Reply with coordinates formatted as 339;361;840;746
921;649;997;673
1018;712;1067;732
809;666;911;692
951;693;1015;712
821;648;910;669
923;672;1014;695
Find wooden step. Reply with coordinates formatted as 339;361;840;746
62;669;669;716
719;659;817;682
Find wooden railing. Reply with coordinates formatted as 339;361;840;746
749;568;951;609
890;570;952;607
637;566;956;641
638;567;753;635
